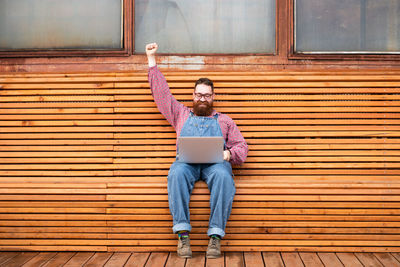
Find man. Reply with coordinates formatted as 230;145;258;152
146;43;248;259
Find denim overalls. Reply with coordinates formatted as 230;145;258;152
168;112;236;238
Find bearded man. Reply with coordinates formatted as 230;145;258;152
146;43;248;259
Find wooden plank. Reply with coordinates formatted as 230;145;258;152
0;252;20;265
15;213;399;223
3;162;400;171
243;252;264;267
123;137;400;145
391;253;400;262
186;252;206;267
0;108;114;114
117;80;400;88
299;252;324;267
0;234;108;241
0;133;114;139
164;252;186;267
116;106;400;113
3;72;400;82
12;148;399;158
103;253;131;267
225;252;244;267
317;253;344;267
106;246;400;253
108;220;400;228
106;207;400;217
5;224;397;234
5;186;400;196
143;252;169;267
3;114;400;122
206;253;224;267
103;239;400;247
0;121;115;127
1;252;40;267
5;232;398;242
114;94;400;101
354;252;384;267
336;253;364;267
108;194;400;202
0;95;114;102
0;82;114;89
21;252;57;267
116;155;400;163
373;253;400;267
63;252;95;266
41;252;76;267
124;252;150;267
281;252;304;267
15;99;400;109
0;158;112;164
84;252;113;267
262;252;285;267
0;171;114;177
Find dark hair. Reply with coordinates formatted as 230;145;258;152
194;78;214;93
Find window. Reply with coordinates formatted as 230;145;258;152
295;0;400;54
0;0;131;57
134;0;276;54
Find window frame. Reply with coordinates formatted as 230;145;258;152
0;0;133;58
289;0;400;61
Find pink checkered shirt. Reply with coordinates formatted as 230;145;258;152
148;66;248;165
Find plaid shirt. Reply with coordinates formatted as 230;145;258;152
148;66;248;165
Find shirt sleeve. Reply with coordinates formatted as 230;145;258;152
225;117;248;165
148;66;185;128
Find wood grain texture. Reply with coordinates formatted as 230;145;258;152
0;71;399;252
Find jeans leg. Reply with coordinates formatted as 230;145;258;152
202;161;235;238
168;161;200;233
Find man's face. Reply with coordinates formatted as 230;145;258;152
193;84;214;116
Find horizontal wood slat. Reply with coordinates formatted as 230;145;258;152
0;70;399;253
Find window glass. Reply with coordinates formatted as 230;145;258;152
295;0;400;53
135;0;276;54
0;0;123;50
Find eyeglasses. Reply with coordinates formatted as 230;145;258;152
194;93;213;100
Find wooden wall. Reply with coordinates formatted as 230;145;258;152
0;70;399;252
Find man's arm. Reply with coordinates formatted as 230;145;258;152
225;118;248;165
146;43;187;128
146;43;157;68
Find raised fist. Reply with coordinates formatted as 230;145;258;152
146;43;158;57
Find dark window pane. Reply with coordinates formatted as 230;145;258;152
135;0;275;54
0;0;123;50
295;0;400;53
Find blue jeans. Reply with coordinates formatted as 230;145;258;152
167;160;235;238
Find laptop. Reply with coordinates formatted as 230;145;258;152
178;136;224;163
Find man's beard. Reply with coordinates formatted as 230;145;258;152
193;100;213;116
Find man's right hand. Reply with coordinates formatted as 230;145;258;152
146;43;158;56
146;43;158;68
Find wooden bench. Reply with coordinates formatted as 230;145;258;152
0;70;399;252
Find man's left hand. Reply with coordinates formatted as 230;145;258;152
223;150;231;161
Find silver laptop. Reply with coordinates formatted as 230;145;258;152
178;136;224;163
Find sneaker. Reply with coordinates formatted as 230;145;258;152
177;236;192;258
206;236;221;259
